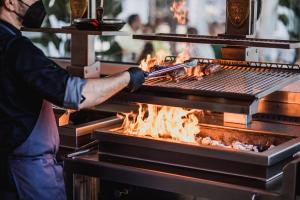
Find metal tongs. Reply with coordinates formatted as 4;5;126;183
144;59;198;79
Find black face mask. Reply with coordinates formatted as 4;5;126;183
15;0;46;28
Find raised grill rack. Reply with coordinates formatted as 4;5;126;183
110;57;300;121
142;57;300;101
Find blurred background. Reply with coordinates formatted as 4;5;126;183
24;0;300;64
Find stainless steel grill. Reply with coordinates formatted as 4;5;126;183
93;119;300;183
143;58;300;100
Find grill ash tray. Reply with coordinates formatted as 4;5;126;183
93;118;300;183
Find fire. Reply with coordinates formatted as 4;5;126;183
139;51;165;72
114;104;276;152
175;47;199;76
139;49;191;72
170;0;188;25
139;47;204;78
116;104;201;143
175;49;190;64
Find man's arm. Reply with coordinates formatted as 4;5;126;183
79;71;130;109
10;37;145;110
79;67;145;109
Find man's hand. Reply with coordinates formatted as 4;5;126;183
127;67;145;92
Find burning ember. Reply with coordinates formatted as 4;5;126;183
113;104;275;153
170;0;188;25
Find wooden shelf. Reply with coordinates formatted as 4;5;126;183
133;33;300;49
21;27;129;36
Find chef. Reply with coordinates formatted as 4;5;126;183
0;0;145;199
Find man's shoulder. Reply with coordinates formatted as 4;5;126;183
7;36;43;56
10;36;35;49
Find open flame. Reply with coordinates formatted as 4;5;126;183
116;104;201;143
139;51;166;72
170;0;188;25
139;48;191;73
139;48;204;78
114;104;276;152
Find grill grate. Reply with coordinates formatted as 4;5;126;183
143;62;300;100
